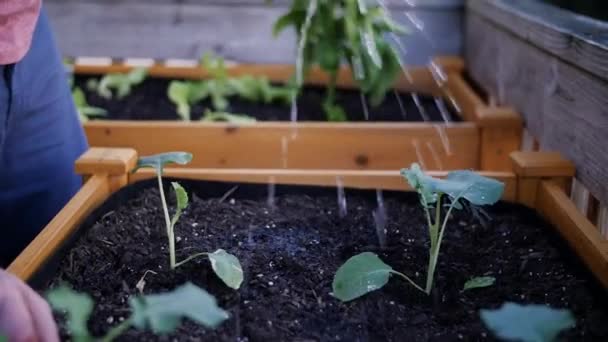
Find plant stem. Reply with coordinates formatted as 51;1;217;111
424;201;458;294
323;71;338;120
100;318;133;342
389;270;426;294
174;252;208;268
157;172;176;269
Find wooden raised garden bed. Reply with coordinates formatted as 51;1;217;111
73;56;522;172
7;147;608;340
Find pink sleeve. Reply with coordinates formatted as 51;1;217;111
0;0;42;64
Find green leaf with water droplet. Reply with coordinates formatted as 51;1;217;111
480;303;575;342
208;249;244;289
463;276;495;291
332;252;392;302
46;285;94;341
130;282;229;334
135;152;193;174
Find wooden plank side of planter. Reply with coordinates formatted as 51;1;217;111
84;122;480;171
537;181;608;289
130;168;518;202
7;175;112;281
465;11;608;204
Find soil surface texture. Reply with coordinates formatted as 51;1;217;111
44;180;608;341
74;76;458;122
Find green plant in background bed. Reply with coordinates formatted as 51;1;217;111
47;282;228;341
273;0;407;121
135;153;244;289
480;302;575;342
88;67;148;100
168;53;292;121
333;164;504;301
201;110;257;124
72;87;107;123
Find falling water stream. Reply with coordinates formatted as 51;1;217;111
373;189;388;248
336;177;348;218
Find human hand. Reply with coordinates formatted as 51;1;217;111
0;270;58;342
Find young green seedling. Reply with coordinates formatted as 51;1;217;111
332;163;504;301
201;110;256;124
47;282;228;342
135;153;244;289
93;67;148;100
480;302;575;342
167;81;209;121
72;87;107;123
273;0;407;121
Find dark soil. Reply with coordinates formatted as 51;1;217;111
74;75;457;122
43;180;608;341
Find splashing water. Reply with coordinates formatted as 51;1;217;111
360;92;370;120
267;176;276;209
290;0;318;127
412;139;427;170
411;93;430;121
281;136;289;168
336;177;348;218
394;90;407;120
426;141;443;170
373;189;388;248
432;97;453;156
429;59;461;114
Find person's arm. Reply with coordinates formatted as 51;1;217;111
0;269;58;342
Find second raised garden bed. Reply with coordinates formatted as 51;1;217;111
72;56;522;172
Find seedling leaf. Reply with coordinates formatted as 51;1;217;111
332;252;392;302
127;67;148;84
480;303;575;342
130;282;229;334
168;81;192;121
201;110;257;124
171;182;188;227
46;285;94;341
208;249;244;289
463;276;495;291
135;152;193;174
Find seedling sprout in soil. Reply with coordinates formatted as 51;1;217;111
87;67;148;100
480;303;575;342
135;152;244;289
47;282;228;341
333;163;504;301
273;0;407;121
72;87;107;123
168;53;292;121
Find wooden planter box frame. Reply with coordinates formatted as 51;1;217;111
8;147;607;291
76;56;522;171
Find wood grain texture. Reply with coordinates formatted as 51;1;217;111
467;0;608;83
537;180;608;289
84;122;480;171
466;12;608;203
130;168;517;201
7;175;112;281
75;147;138;176
510;152;575;178
45;1;463;64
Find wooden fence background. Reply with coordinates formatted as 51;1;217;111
45;0;464;64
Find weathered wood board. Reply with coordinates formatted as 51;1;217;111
45;0;463;64
465;3;608;204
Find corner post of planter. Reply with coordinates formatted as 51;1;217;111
75;147;139;191
510;151;575;208
478;108;523;171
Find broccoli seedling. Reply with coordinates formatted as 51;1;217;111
167;81;209;121
273;0;407;121
480;303;575;342
332;164;504;301
47;282;228;342
72;87;107;123
135;153;243;289
93;67;148;100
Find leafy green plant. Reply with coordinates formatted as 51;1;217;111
168;54;293;121
135;153;243;289
89;67;148;100
72;87;107;122
480;303;575;342
47;282;228;341
273;0;407;121
332;163;504;301
201;110;256;124
463;276;496;291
